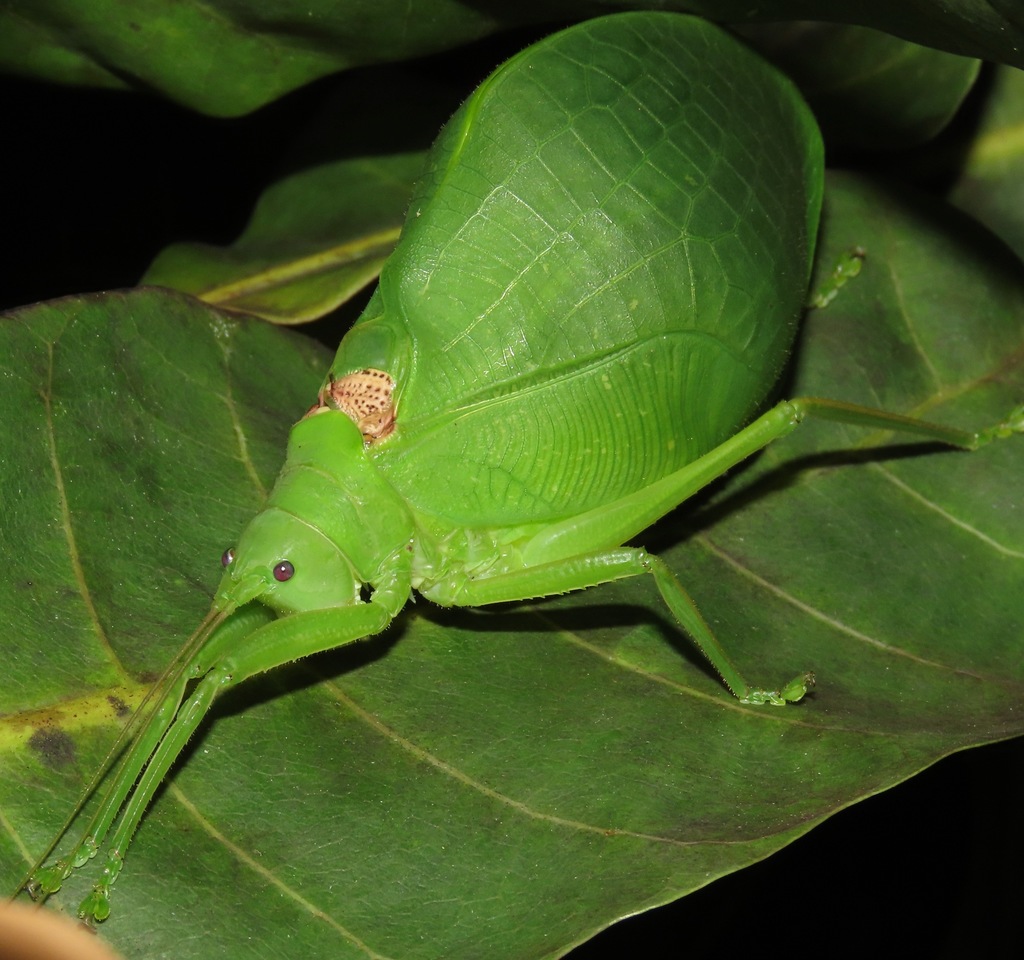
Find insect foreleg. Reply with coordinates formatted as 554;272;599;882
28;670;192;902
42;543;412;923
26;604;272;903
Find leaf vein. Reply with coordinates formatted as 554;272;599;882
170;785;394;960
321;677;710;849
874;463;1024;557
42;343;125;675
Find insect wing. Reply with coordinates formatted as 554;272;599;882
334;14;824;526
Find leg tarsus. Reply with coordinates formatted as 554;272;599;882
78;848;121;922
971;404;1024;448
28;858;72;899
643;553;813;705
739;671;815;706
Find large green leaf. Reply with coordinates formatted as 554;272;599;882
3;1;1024;115
2;167;1022;958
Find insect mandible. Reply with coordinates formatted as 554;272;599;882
22;11;1024;922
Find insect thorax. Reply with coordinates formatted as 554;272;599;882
270;412;416;586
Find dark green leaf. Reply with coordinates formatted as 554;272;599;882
738;22;980;149
0;0;514;116
141;73;459;323
142;159;409;324
3;1;1024;115
2;172;1022;958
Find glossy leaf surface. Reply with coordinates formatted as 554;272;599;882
3;1;1024;115
2;162;1022;960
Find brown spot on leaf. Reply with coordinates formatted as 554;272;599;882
107;695;131;719
28;727;76;770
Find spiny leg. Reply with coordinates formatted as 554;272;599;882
793;397;1024;450
27;605;270;902
29;671;192;899
524;398;1024;569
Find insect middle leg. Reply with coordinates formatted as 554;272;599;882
424;545;811;704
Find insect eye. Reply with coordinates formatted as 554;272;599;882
221;548;235;567
273;560;295;582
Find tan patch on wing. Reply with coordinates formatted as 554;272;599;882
305;368;396;442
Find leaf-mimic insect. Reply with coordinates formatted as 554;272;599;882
21;12;1023;922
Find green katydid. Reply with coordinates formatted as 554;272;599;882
19;12;1024;924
